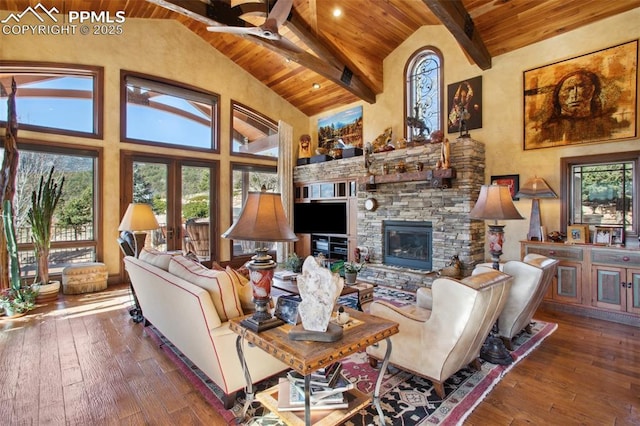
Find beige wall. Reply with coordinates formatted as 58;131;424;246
311;8;640;262
1;17;309;277
2;8;639;275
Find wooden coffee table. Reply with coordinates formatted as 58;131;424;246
229;307;398;426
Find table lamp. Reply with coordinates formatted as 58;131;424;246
470;184;524;270
118;203;160;257
222;187;298;332
515;176;557;241
470;184;523;365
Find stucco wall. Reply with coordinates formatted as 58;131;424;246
310;8;640;262
1;17;309;277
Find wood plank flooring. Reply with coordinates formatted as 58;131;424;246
0;283;638;425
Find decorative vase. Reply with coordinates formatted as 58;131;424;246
344;271;357;285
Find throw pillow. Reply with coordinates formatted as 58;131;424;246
226;266;253;312
169;255;243;321
139;248;176;271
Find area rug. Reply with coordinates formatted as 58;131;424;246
145;288;557;426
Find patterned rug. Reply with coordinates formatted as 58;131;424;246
146;286;557;426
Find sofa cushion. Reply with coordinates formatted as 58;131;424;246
226;266;253;312
169;255;243;321
139;248;175;271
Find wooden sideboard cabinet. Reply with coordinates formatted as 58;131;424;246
521;241;640;326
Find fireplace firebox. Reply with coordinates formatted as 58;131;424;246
383;221;432;270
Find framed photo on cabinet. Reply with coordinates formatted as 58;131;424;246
567;225;589;244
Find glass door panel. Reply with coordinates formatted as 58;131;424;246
132;161;168;251
182;165;211;262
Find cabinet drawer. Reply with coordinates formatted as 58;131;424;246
591;249;640;266
524;245;583;261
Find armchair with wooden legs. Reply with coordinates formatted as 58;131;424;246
366;269;513;399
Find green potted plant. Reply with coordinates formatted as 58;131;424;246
27;166;64;302
283;252;303;273
1;199;37;317
343;261;365;285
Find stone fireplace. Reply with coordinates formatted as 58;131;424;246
383;220;432;270
293;136;486;292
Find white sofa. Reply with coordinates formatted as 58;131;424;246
124;252;288;408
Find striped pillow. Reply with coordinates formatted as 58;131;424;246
168;255;243;321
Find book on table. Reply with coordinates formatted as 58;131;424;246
287;361;344;388
277;378;350;412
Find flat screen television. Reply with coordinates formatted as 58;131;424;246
293;202;347;234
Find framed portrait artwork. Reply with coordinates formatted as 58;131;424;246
447;76;482;134
523;39;637;150
490;174;519;200
595;225;624;246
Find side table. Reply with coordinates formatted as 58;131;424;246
229;308;399;426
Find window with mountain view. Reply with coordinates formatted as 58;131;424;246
0;146;98;277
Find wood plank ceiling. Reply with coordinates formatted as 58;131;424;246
1;0;639;116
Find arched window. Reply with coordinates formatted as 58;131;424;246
405;48;442;141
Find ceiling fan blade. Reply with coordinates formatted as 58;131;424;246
207;25;262;37
267;0;292;27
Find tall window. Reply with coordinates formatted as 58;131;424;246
122;72;219;151
1;144;99;278
562;152;639;244
231;164;278;257
405;48;442;141
231;102;279;158
0;62;102;137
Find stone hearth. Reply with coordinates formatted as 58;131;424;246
294;137;486;292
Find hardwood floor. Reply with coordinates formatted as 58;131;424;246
0;283;638;425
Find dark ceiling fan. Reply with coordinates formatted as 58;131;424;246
207;0;292;42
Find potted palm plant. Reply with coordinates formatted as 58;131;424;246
27;166;64;302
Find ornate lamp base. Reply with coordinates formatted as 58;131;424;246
241;247;284;332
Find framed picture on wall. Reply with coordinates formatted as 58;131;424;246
490;174;519;200
317;106;363;152
523;40;638;150
447;76;482;134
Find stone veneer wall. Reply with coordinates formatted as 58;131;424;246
293;137;486;292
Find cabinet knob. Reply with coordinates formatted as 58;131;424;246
622;256;630;262
549;250;556;255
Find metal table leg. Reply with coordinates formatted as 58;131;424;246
372;337;392;426
235;331;254;422
304;374;311;426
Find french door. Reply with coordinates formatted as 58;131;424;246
120;152;218;265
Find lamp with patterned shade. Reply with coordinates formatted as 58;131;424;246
516;176;558;241
222;187;298;332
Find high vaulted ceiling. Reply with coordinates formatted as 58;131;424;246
2;0;639;116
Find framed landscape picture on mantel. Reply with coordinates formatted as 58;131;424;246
523;39;638;150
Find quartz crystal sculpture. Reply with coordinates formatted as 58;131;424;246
297;255;344;332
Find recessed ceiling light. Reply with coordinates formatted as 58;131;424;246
312;83;321;89
333;8;342;18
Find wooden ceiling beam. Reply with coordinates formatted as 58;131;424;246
422;0;492;70
145;0;377;105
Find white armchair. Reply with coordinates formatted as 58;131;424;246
474;254;559;350
366;269;513;399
